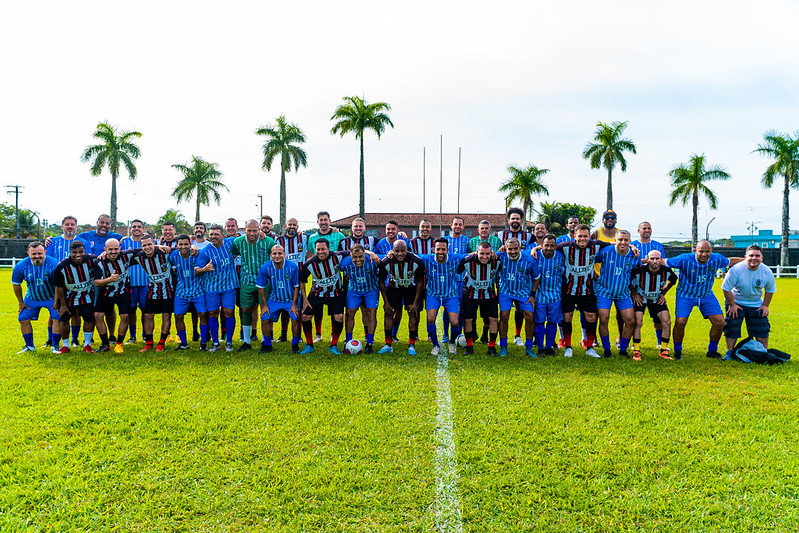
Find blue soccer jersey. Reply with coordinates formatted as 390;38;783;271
668;252;730;298
594;246;639;299
169;250;205;299
420;253;466;298
120;237;149;287
46;236;91;261
12;256;59;301
256;260;300;303
197;240;240;293
535;252;565;304
631;239;665;262
446;234;470;255
555;234;574;245
339;255;379;294
78;230;124;255
375;236;409;257
497;252;539;299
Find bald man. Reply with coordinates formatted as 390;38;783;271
630;250;677;360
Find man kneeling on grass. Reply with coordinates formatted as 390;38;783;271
93;238;135;353
53;241;97;353
12;241;60;353
257;245;301;354
169;234;210;350
129;235;175;353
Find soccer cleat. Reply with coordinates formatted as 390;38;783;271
58;346;71;354
633;351;642;361
514;336;524;346
250;333;259;343
558;338;566;349
657;342;662;349
176;343;190;351
155;345;165;352
580;339;591;349
487;346;497;356
407;345;417;355
71;340;80;348
113;344;124;354
225;343;234;352
192;332;201;342
392;336;400;343
448;343;457;354
313;334;323;344
659;348;673;360
139;345;153;353
166;335;174;343
603;350;613;358
673;351;683;360
480;334;489;345
96;345;111;353
41;341;52;348
299;344;315;354
208;344;221;353
706;351;722;359
277;334;288;343
442;334;449;344
499;347;508;357
378;344;394;354
430;346;440;356
329;345;342;355
199;343;207;351
125;338;137;345
464;346;474;355
364;344;373;354
525;347;537;358
291;345;300;354
564;347;573;358
586;347;600;358
619;350;629;358
237;343;252;352
544;347;557;356
83;345;94;353
259;343;272;354
17;346;36;354
615;339;621;349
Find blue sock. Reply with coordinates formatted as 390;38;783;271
601;335;611;351
200;324;209;343
500;337;508;348
47;327;53;344
535;324;546;349
209;318;219;344
708;340;719;353
391;324;399;337
23;332;34;348
656;328;663;344
619;337;630;351
427;323;439;347
366;334;374;344
71;325;80;342
525;338;533;350
345;333;353;342
129;323;137;340
53;334;61;347
225;317;236;344
452;323;462;339
178;330;188;344
674;342;683;353
265;335;273;346
545;323;557;348
291;337;299;347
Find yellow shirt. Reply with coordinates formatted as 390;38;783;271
593;227;623;276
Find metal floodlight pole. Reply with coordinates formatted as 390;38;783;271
422;148;426;216
457;147;461;215
439;135;443;235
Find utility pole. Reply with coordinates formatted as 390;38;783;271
257;194;263;219
746;220;760;245
5;185;23;238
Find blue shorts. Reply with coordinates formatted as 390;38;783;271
499;293;534;313
262;300;299;322
19;298;60;322
534;300;562;324
596;295;634;311
130;285;148;309
205;289;237;311
346;289;380;309
174;294;207;315
426;295;460;314
675;295;723;319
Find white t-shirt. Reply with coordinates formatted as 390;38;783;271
721;262;776;307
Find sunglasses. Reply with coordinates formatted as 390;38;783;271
603;216;616;220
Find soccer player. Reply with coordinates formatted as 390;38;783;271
193;221;210;250
593;230;639;357
231;220;275;351
591;210;620;244
169;234;209;350
196;224;239;352
339;244;382;353
257;245;301;353
121;219;147;345
377;240;425;354
409;219;435;255
497;238;539;357
306;211;345;342
631;221;667;347
159;221;178;249
722;244;776;354
419;237;466;355
93;238;135;353
298;238;347;354
339;217;377;251
260;215;277;240
467;220;502;252
530;222;548;248
631;250;677;360
129;235;175;352
458;241;501;355
443;216;469;343
225;218;240;238
556;216;580;244
12;241;59;353
663;241;743;359
533;234;565;356
497;207;533;247
276;217;309;342
78;214;124;255
53;241;97;353
375;220;408;256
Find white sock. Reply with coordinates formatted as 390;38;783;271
242;325;252;342
84;332;93;345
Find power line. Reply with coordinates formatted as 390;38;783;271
5;185;23;238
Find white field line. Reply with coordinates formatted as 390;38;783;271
435;346;463;533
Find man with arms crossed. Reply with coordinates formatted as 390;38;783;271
12;242;59;353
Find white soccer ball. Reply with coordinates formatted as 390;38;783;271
455;334;467;347
345;339;363;355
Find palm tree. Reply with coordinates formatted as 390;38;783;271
668;154;731;249
156;208;192;234
330;96;394;218
582;120;637;210
536;201;565;234
171;156;228;222
256;116;307;227
80;122;142;228
753;131;799;267
499;164;550;220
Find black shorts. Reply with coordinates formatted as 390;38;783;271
633;301;669;318
144;298;174;315
724;304;770;338
95;293;132;316
387;286;418;310
60;303;95;322
304;294;345;316
562;293;597;314
462;297;499;320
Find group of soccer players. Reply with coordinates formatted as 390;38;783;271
12;207;753;360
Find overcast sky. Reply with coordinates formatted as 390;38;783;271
2;0;798;240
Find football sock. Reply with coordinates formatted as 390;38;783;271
84;332;93;346
331;319;343;345
178;330;188;344
366;334;374;345
619;337;630;351
209;317;220;344
535;324;546;349
499;337;508;348
71;325;80;342
302;321;314;345
23;332;34;348
708;340;719;353
225;317;236;344
601;335;611;352
200;324;209;344
545;323;557;349
427;323;439;347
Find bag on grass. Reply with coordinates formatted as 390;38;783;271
730;336;791;365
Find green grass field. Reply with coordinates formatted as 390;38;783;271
2;270;798;531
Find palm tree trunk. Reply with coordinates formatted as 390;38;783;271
691;189;699;249
782;173;790;267
195;190;201;224
110;171;118;229
359;136;365;219
606;168;613;211
280;167;287;228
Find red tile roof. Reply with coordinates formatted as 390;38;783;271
331;212;508;228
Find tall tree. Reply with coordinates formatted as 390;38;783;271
156;208;192;234
171;156;228;222
668;154;730;249
80;122;142;228
499;164;550;220
582;120;636;210
753;131;799;266
330;96;394;218
256;115;307;227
